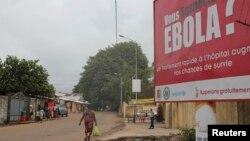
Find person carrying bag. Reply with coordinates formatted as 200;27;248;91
79;105;97;141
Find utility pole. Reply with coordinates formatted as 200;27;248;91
115;0;118;43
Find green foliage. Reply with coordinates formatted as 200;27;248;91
180;128;195;141
0;59;3;93
73;42;153;110
0;56;55;97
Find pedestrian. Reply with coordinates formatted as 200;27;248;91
142;113;146;123
148;109;154;129
139;113;145;123
38;105;44;122
29;105;33;120
79;105;97;141
44;103;49;120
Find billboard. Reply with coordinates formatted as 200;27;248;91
154;0;250;102
132;79;141;93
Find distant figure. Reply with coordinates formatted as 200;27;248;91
139;113;145;123
44;103;49;120
38;105;44;122
142;113;146;123
79;105;97;141
148;109;154;129
29;105;33;120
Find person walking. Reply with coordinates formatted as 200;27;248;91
44;102;49;120
36;104;44;122
29;105;33;120
149;109;155;129
79;105;97;141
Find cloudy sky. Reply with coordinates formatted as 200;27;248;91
0;0;154;93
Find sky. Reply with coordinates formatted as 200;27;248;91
0;0;154;93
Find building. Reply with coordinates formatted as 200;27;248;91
55;93;89;113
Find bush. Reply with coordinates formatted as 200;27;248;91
180;128;195;141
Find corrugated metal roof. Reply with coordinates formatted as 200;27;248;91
56;93;89;104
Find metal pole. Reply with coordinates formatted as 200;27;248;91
135;41;137;80
115;0;118;44
118;35;138;123
133;104;136;123
120;77;123;117
135;42;137;123
135;40;138;100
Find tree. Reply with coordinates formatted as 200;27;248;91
73;42;153;110
0;59;3;93
0;56;55;97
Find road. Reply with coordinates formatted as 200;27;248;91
0;112;124;141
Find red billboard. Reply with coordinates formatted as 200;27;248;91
154;0;250;102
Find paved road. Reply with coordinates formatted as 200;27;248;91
0;112;124;141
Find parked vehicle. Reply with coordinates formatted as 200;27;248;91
57;106;68;117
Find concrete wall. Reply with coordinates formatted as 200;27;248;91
71;102;82;113
123;102;157;118
0;96;8;124
124;104;135;117
64;101;82;113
